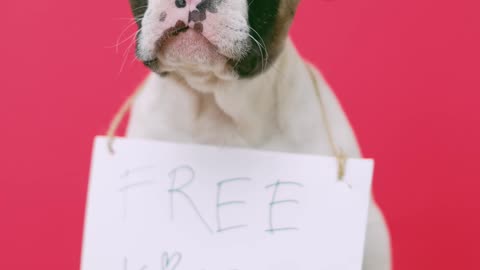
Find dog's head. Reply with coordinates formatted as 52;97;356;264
129;0;300;80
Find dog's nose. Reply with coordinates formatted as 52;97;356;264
175;0;187;8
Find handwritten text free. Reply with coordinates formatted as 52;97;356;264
119;165;304;234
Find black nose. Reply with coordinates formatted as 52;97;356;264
175;0;187;8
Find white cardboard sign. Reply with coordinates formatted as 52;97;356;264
82;137;374;270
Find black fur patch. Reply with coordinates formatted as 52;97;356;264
232;0;282;77
196;0;224;13
129;0;148;26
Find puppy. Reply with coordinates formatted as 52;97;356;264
125;0;391;269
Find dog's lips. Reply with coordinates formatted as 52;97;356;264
154;24;227;67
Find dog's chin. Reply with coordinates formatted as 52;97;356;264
153;30;236;82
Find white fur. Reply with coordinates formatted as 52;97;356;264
126;39;392;269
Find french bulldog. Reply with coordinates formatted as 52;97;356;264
124;0;392;269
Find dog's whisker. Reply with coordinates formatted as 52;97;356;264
248;33;267;73
248;26;269;70
109;19;161;54
113;17;141;21
118;28;142;75
132;5;149;12
118;42;137;75
108;31;139;51
111;19;143;53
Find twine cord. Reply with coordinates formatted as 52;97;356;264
106;84;145;154
306;63;348;181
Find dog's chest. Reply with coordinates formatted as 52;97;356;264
127;89;298;152
126;71;361;158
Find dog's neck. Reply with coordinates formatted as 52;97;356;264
135;38;320;149
162;39;305;145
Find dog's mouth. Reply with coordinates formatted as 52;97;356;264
158;20;191;46
142;20;230;73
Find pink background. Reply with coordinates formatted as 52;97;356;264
1;0;479;269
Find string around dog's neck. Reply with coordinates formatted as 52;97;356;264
305;63;348;181
106;64;348;181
